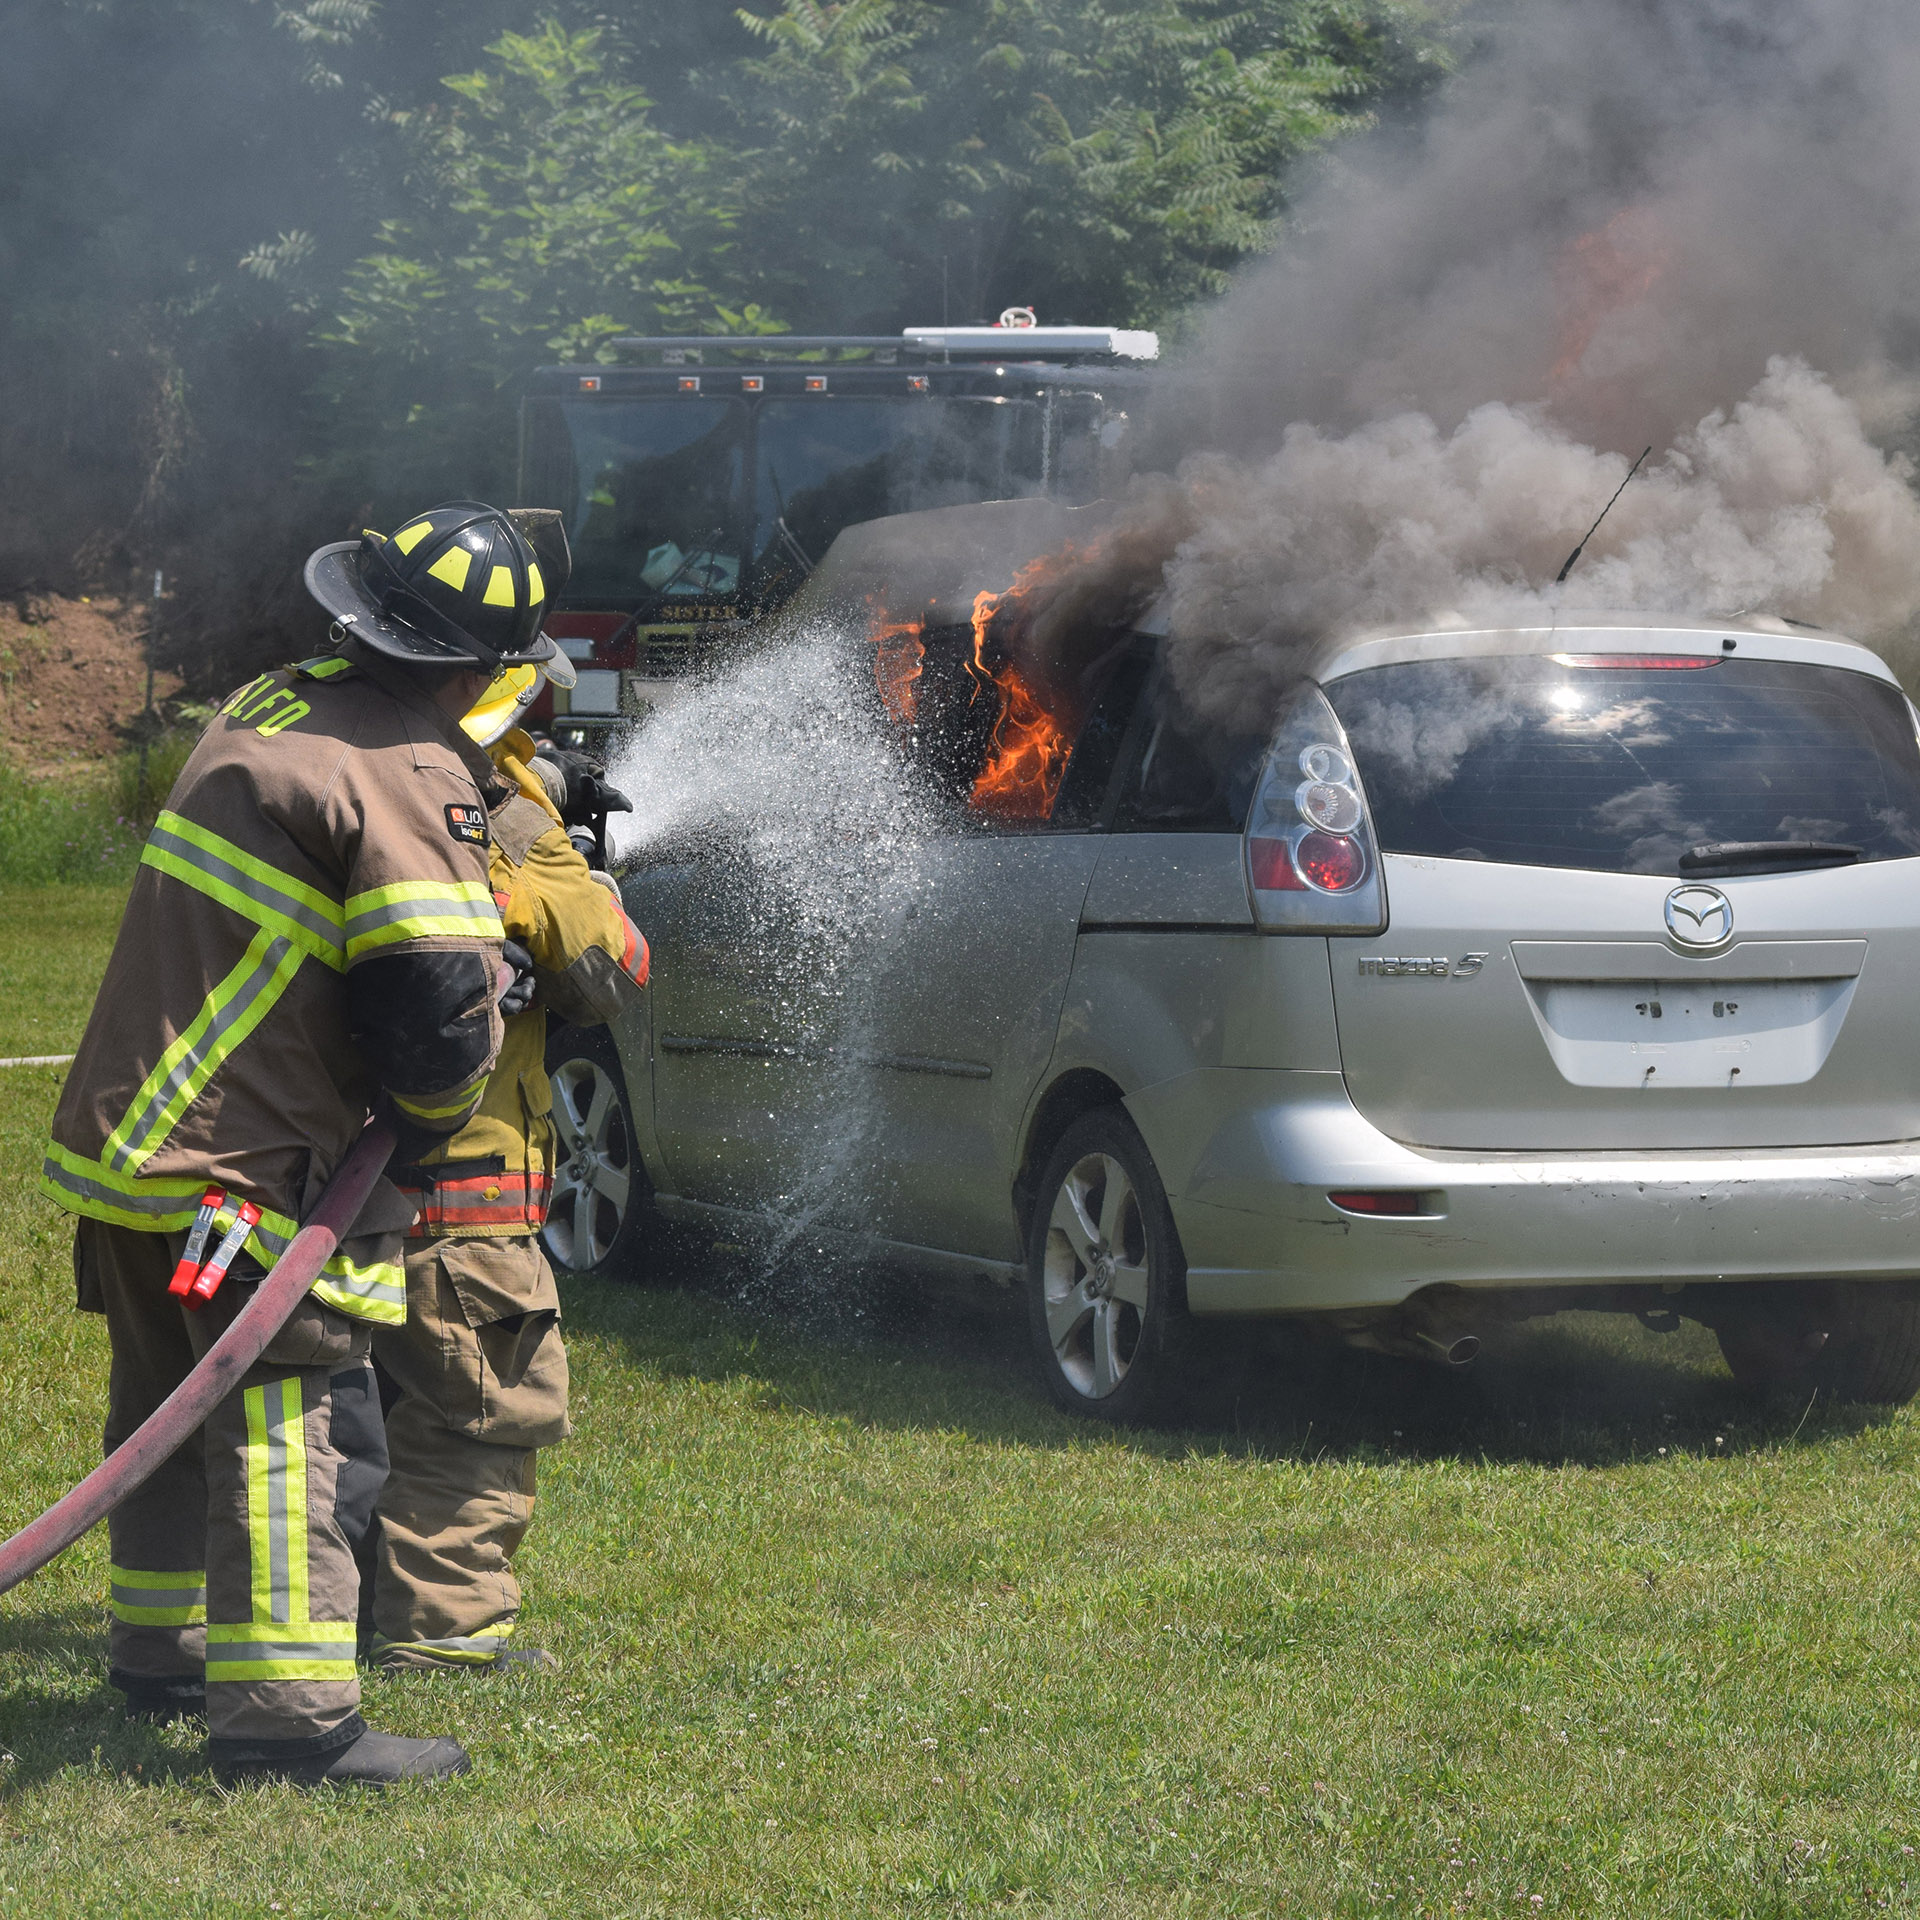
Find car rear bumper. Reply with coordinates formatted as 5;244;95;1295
1127;1069;1920;1315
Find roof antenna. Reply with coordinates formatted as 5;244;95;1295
1555;445;1653;584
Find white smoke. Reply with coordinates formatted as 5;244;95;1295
605;626;933;1245
608;626;932;1000
1159;357;1920;724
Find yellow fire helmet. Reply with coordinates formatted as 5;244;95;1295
460;645;577;748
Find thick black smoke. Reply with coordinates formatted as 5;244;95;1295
1184;0;1920;453
1138;0;1920;720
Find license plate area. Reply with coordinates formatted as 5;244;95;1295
1521;976;1859;1088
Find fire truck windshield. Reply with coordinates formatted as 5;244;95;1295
752;396;1045;579
557;398;747;605
536;391;1047;607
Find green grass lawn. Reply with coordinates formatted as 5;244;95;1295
0;885;129;1059
3;889;1920;1915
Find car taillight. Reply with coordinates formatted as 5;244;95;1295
1551;653;1720;669
1243;682;1387;934
1247;836;1304;890
1296;830;1366;891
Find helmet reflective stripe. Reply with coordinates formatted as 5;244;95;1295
306;501;570;674
357;502;549;668
428;546;472;591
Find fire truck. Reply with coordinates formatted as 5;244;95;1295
515;321;1157;742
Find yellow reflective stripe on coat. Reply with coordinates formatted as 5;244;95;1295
37;1145;407;1327
369;1622;514;1665
391;1065;488;1125
100;930;306;1175
142;811;346;970
205;1620;356;1683
343;878;503;961
38;1142;206;1231
109;1565;207;1627
306;1250;407;1323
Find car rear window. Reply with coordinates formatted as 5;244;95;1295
1326;653;1920;875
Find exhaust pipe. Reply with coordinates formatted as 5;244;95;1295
1409;1327;1481;1368
1340;1306;1482;1369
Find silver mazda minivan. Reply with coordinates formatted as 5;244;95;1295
546;598;1920;1422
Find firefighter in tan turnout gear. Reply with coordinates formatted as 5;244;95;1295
368;621;650;1673
41;500;571;1787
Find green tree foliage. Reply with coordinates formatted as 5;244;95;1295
336;25;762;371
712;0;1460;330
321;24;774;516
0;0;1460;690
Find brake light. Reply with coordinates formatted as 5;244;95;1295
1329;1191;1425;1216
1248;837;1304;890
1296;831;1367;891
1551;653;1720;669
1243;683;1387;934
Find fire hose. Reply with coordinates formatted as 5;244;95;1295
0;1113;399;1598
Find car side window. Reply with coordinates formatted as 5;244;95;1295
1111;667;1262;834
1046;643;1151;830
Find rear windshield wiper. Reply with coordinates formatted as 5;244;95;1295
1678;840;1863;876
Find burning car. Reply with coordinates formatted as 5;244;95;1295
545;505;1920;1421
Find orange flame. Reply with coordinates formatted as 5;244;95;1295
966;586;1074;819
1551;209;1670;386
862;554;1086;820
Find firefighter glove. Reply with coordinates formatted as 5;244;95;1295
541;748;633;829
499;939;537;1017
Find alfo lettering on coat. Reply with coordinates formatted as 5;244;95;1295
218;677;310;737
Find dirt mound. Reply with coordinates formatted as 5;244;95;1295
0;594;182;776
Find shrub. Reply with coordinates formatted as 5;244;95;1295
110;722;206;831
0;761;144;887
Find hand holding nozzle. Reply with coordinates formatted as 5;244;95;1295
499;939;537;1016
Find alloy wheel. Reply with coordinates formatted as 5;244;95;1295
1042;1151;1151;1399
545;1055;633;1272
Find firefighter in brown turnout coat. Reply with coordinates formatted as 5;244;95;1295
40;501;574;1786
367;647;650;1672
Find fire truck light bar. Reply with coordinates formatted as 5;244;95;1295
901;326;1159;360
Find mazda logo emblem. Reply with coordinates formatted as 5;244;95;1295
1665;883;1733;948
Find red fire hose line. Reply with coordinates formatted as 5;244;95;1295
0;1114;398;1600
0;956;519;1600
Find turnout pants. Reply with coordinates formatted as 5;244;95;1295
370;1235;568;1667
82;1218;384;1751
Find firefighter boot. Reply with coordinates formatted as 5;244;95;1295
212;1718;470;1789
110;1670;206;1724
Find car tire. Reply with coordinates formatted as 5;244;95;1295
1714;1282;1920;1406
543;1025;652;1279
1025;1108;1190;1424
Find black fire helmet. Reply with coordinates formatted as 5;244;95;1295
303;501;574;675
